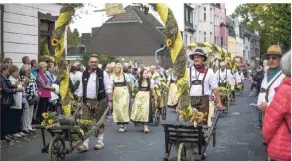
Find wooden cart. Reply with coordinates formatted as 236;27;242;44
161;111;220;161
34;106;109;161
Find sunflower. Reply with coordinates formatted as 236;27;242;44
226;82;230;87
48;119;54;125
42;113;49;119
41;121;46;126
51;38;58;46
166;39;172;47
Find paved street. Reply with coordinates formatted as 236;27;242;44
1;81;267;161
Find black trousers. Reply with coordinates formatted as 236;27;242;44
36;98;49;123
1;105;12;140
10;108;23;134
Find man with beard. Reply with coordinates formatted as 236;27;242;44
76;54;113;152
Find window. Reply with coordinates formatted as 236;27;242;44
38;12;58;58
214;36;216;44
210;32;212;43
221;36;223;47
190;35;192;44
210;8;212;23
185;8;189;22
204;32;206;42
204;7;206;21
199;31;201;41
217;36;219;45
194;37;196;43
190;10;193;24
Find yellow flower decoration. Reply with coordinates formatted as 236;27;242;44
178;110;187;116
48;119;54;125
41;121;46;126
42;113;49;119
51;38;58;46
226;82;230;87
166;39;172;47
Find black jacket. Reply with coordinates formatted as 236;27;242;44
252;70;265;89
0;75;16;106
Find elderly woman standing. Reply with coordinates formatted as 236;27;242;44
111;63;131;132
262;51;291;161
36;62;55;123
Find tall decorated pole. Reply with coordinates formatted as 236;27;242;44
151;4;193;120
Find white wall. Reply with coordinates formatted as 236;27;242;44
193;4;215;44
3;4;62;67
234;18;243;57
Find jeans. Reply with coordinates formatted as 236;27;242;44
258;111;262;125
106;96;112;116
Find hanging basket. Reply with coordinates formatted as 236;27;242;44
105;3;125;17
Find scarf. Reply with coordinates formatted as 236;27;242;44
195;64;206;73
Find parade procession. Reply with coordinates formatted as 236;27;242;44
0;2;291;161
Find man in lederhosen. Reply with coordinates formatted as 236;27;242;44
216;61;234;105
188;49;223;126
257;45;285;129
76;54;113;152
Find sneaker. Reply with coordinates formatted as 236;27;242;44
5;135;14;141
107;115;113;119
119;126;126;133
22;130;31;135
94;142;104;149
77;145;88;152
19;132;27;136
13;133;22;138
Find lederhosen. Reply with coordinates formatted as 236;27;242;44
138;79;153;123
189;67;210;125
218;69;228;87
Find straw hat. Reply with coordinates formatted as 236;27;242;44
265;45;283;56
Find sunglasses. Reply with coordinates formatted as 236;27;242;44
266;56;279;60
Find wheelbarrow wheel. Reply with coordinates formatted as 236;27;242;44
162;106;167;120
177;143;187;161
49;135;66;161
154;109;160;126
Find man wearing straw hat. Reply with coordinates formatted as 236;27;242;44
188;48;223;126
257;45;285;128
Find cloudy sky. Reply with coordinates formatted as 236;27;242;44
70;3;242;34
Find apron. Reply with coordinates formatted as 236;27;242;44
131;80;153;123
113;74;130;125
189;67;210;125
167;77;178;107
218;69;228;87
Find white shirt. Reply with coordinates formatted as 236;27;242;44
257;71;285;106
70;71;83;96
188;66;218;96
77;70;113;98
216;68;233;84
235;72;245;83
135;79;155;88
112;73;130;84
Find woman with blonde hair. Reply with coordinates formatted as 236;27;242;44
112;63;132;132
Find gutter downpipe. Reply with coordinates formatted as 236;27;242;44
155;45;167;66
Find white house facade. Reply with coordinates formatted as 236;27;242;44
184;3;216;45
1;4;62;67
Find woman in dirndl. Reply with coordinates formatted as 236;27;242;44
112;63;132;132
131;69;156;133
167;73;178;111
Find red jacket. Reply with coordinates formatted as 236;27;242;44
262;77;291;161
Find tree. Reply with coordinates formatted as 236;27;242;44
79;51;117;67
231;4;291;55
67;26;81;47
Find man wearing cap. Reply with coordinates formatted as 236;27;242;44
216;61;234;104
257;45;285;128
188;48;223;126
76;54;113;152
